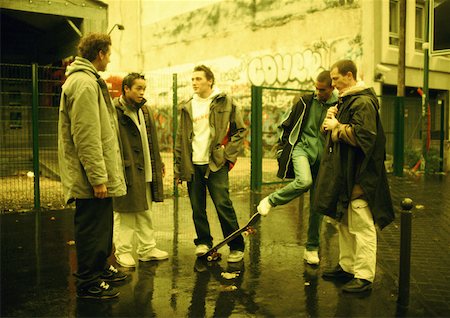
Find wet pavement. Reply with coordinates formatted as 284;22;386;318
1;173;450;317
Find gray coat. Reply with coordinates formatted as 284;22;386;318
58;57;126;203
113;97;165;213
174;92;246;181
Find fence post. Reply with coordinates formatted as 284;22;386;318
250;85;262;192
397;197;413;307
172;73;178;197
31;63;40;210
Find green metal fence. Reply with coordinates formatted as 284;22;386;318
1;63;65;212
1;63;444;212
250;85;312;192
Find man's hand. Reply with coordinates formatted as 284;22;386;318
326;105;338;119
323;113;340;131
93;184;108;199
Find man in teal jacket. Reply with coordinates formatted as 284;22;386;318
257;70;337;265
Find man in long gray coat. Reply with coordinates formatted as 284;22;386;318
58;33;127;299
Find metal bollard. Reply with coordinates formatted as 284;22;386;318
397;198;413;307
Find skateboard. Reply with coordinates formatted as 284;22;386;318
203;212;262;262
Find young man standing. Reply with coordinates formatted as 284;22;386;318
113;73;169;268
58;33;127;299
257;70;338;265
174;65;247;262
316;59;394;292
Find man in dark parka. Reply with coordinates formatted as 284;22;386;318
113;73;168;268
314;60;394;293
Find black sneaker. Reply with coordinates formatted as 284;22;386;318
322;264;354;280
101;265;127;282
77;281;119;299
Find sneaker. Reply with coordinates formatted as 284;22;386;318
195;244;210;257
303;250;320;265
77;281;119;299
257;196;272;216
116;253;136;268
139;248;169;261
227;250;244;263
101;265;127;282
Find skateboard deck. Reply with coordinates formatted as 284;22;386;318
203;212;261;261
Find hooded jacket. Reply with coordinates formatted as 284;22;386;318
276;93;313;179
174;92;246;181
113;96;165;212
313;86;394;229
58;57;126;203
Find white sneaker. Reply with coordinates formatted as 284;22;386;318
115;253;136;268
195;244;209;257
139;248;169;261
303;250;320;265
228;250;244;263
257;196;272;216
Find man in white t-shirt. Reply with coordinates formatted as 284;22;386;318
174;65;247;263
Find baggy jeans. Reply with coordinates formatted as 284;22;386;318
187;164;244;251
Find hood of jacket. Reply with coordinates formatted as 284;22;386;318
65;57;99;78
192;87;222;102
340;84;380;111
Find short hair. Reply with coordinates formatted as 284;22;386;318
193;65;215;87
121;73;145;95
77;33;112;62
331;59;357;80
316;70;332;87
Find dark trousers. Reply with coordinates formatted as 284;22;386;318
74;198;113;289
187;164;244;251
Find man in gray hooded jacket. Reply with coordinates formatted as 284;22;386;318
58;33;127;300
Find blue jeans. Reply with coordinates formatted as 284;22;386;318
269;144;323;251
187;164;244;251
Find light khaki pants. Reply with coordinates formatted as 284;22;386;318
338;199;377;282
114;184;156;259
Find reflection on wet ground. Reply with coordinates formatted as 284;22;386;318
2;175;450;317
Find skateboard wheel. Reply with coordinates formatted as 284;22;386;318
207;255;213;261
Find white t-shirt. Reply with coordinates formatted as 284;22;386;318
191;88;221;164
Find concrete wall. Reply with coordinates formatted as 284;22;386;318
105;0;450;171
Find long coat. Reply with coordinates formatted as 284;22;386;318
113;97;165;213
313;87;394;230
174;92;246;181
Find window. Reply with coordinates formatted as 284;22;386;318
389;0;400;46
415;0;425;50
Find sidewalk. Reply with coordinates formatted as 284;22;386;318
1;174;449;317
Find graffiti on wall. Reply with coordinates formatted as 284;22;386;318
137;36;363;155
247;49;324;87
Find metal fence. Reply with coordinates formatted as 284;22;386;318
0;64;253;212
0;63;444;212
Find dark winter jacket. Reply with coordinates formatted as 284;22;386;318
174;92;246;181
313;87;394;229
113;97;165;213
276;93;314;179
